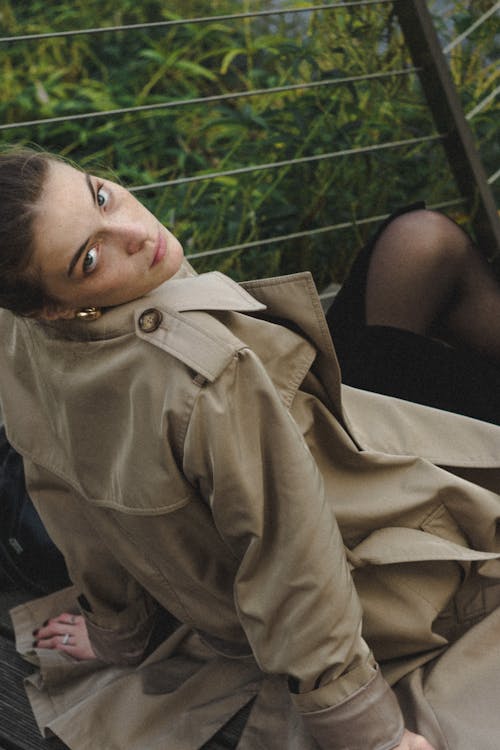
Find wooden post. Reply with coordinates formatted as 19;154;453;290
394;0;500;254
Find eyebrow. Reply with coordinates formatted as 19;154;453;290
66;173;96;277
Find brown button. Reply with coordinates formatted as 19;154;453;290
138;308;163;333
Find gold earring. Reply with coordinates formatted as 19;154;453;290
75;307;102;321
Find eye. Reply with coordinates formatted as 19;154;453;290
82;245;99;275
96;184;110;208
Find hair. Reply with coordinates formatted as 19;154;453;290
0;147;60;316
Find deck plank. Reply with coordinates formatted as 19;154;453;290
0;634;68;750
0;587;33;637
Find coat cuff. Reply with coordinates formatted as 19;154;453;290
82;602;158;666
299;667;404;750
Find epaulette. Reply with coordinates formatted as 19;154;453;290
134;272;265;382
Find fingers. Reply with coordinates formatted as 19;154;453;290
34;613;80;642
33;613;79;652
33;612;97;661
35;631;76;650
397;729;437;750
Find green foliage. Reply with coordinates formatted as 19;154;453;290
0;0;497;288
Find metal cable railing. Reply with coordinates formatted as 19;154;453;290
0;3;493;169
0;68;419;132
0;1;394;44
189;211;394;263
0;1;496;258
130;135;443;193
448;3;500;191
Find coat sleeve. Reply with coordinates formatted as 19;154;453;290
182;347;404;750
23;460;158;665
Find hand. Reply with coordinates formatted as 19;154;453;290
393;729;436;750
33;612;97;661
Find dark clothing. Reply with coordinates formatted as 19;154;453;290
0;425;69;593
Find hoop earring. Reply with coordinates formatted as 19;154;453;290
75;307;102;321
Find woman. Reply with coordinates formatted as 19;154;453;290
2;148;500;750
327;204;500;424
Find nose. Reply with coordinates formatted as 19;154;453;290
107;218;147;255
125;233;144;255
124;222;147;255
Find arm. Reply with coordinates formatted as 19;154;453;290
23;460;158;665
183;347;408;749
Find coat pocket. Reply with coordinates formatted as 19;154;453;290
346;506;499;570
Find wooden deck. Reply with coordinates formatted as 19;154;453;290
0;580;248;750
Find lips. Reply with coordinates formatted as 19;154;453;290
151;228;167;267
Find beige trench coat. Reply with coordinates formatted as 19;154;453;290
2;266;500;750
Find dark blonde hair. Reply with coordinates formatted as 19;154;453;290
0;147;60;316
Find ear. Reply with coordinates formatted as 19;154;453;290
37;305;78;321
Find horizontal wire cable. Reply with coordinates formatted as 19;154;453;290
488;166;500;185
466;84;500;120
187;214;390;261
0;1;395;44
0;67;418;132
318;285;341;301
187;196;466;266
130;134;443;193
443;2;500;53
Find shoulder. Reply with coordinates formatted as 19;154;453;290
133;272;266;382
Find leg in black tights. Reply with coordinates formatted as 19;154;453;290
327;207;500;423
366;209;500;364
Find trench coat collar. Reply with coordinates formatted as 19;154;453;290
39;271;267;341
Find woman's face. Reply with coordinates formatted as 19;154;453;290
31;160;184;318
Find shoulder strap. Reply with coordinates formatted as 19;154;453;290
134;272;267;381
134;307;246;382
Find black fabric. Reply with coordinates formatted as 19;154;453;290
327;204;500;426
0;425;70;594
